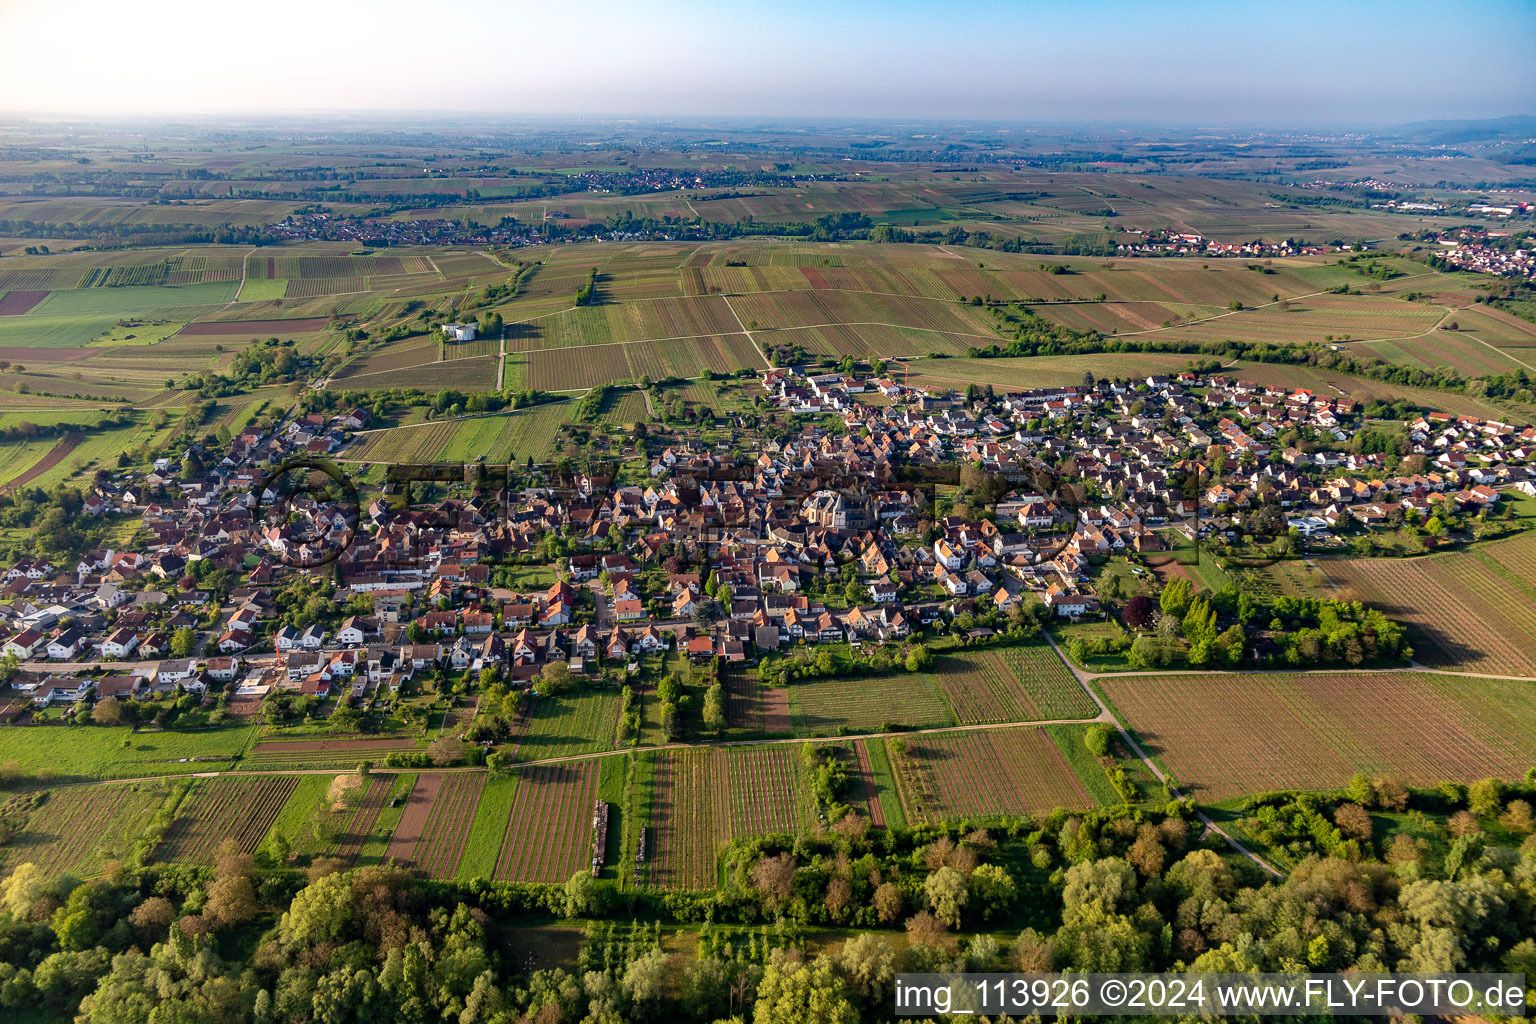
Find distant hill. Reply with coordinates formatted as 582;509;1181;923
1389;114;1536;145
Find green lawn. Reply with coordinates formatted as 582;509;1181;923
595;754;626;879
0;724;258;782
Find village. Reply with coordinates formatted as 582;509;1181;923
2;361;1533;722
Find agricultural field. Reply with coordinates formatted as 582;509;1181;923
493;759;603;883
0;782;170;879
646;748;725;891
0;724;255;781
153;775;298;864
240;736;422;771
888;726;1101;824
1095;671;1536;801
522;334;764;389
1319;538;1536;676
994;643;1098;719
723;746;814;837
332;774;395;863
384;772;484;878
721;667;764;732
926;651;1044;724
509;687;623;763
785;669;955;734
341;401;574;465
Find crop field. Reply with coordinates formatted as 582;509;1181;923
522;334;764;389
0;290;49;316
436;402;574;462
902;351;1199;390
1159;296;1445;345
1035;300;1220;336
995;644;1099;718
178;316;330;336
786;669;954;734
343;403;575;465
510;688;623;762
1454;305;1536;351
494;759;602;882
510;295;741;350
154;775;299;863
726;288;997;339
647;748;726;891
1097;671;1536;801
333;774;395;863
241;736;422;771
328;336;438;378
0;782;169;878
892;727;1099;824
723;746;812;837
1232;560;1331;601
1320;543;1536;676
597;388;649;425
927;651;1044;724
722;667;764;731
386;773;484;878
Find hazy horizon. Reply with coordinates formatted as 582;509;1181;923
3;0;1533;124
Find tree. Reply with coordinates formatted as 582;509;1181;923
837;932;895;1001
873;881;903;923
967;864;1016;920
904;645;932;673
538;661;575;694
563;870;598;917
1083;723;1112;758
1468;777;1503;817
751;852;797;908
169;626;196;658
1334;802;1373;842
1159;578;1192;619
1123;594;1154;629
202;873;258;930
751;955;857;1024
923;865;969;928
0;862;47;919
702;683;726;734
621;947;670;1013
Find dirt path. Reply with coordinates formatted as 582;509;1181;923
228;245;258;304
850;740;886;828
384;772;443;864
722;294;771;368
1;432;82;493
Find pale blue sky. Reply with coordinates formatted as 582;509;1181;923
1;0;1531;123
